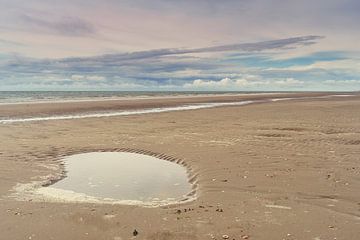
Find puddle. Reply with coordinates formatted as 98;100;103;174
13;152;195;206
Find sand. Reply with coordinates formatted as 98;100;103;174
0;93;359;240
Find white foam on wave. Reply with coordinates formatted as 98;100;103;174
0;94;356;124
0;92;279;105
327;94;355;97
0;100;255;124
271;94;356;102
271;97;296;102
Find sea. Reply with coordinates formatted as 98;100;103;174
0;91;354;124
0;91;278;105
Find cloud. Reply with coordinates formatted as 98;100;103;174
184;78;234;88
184;77;304;89
0;0;359;91
323;79;360;84
1;0;359;60
0;39;25;46
274;78;304;86
59;35;322;63
1;34;359;91
1;35;322;77
20;14;96;36
194;36;324;53
71;75;105;81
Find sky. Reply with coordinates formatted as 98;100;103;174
0;0;359;91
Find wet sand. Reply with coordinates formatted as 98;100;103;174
0;93;360;239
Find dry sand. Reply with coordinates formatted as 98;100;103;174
0;93;359;240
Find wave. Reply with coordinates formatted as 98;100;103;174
0;94;356;124
0;100;255;124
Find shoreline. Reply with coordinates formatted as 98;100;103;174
0;92;358;121
0;91;355;106
0;92;286;106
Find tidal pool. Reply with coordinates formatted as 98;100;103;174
42;152;194;205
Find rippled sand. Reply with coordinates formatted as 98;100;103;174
0;93;359;239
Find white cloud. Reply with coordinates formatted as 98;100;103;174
183;77;303;89
71;74;105;81
323;79;360;84
184;77;232;88
274;78;304;86
184;77;264;88
265;59;360;73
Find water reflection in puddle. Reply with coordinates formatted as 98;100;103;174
48;152;193;204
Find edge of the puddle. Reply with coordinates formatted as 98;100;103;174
9;148;199;208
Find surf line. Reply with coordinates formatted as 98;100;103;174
0;94;354;124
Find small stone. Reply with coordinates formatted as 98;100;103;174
222;235;229;239
133;229;138;236
176;209;181;214
241;235;249;239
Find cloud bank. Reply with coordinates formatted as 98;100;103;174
1;36;348;91
0;0;359;91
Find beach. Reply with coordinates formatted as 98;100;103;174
0;93;359;240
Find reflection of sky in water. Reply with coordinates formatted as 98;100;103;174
51;152;192;201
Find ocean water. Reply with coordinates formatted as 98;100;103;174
0;91;267;104
0;91;355;124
